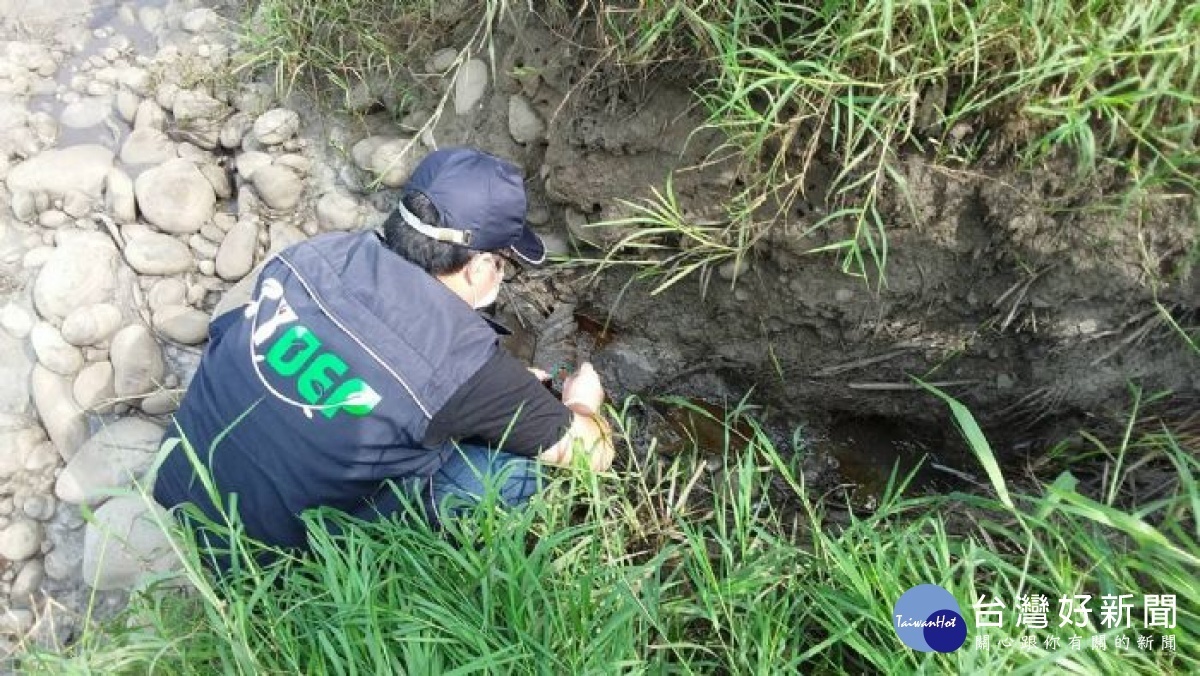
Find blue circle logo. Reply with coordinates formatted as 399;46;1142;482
893;584;968;652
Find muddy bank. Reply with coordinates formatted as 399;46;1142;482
465;15;1198;465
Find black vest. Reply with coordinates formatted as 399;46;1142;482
154;232;498;550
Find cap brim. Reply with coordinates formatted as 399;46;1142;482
509;225;547;265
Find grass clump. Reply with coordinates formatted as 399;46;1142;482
232;1;1197;286
237;0;520;104
16;392;1199;674
583;0;1199;287
238;0;436;96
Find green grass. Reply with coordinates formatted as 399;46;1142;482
236;0;519;106
233;1;1197;288
582;0;1200;288
16;392;1198;674
237;0;430;98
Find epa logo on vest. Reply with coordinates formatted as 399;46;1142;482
893;584;968;653
247;277;383;420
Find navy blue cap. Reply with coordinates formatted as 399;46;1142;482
399;147;546;264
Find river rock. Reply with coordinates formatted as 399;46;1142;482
37;209;70;228
21;495;55;522
7;144;114;198
172;89;225;124
189;233;219;259
0;331;32;414
61;304;123;346
33;231;118;321
118;66;152;96
56;419;165;506
139;5;165;32
182;7;220;33
74;361;116;413
215;218;258;280
124;232;193;275
110;325;164;398
121;222;156;243
219;111;253;149
197;162;232;200
176;119;222;150
60;97;111;129
351;136;386;171
28;111;58;145
0;420;39;480
252;108;300;145
717;259;751;281
0;609;34;637
43;540;82;581
115;88;140;123
31;365;86;460
267;221;306;256
1;303;34;339
231;81;273;115
316;191;366;231
539;230;569;257
275;154;311;175
236;186;262;217
235;151;272;178
426;48;458;73
154;305;209;345
508;94;545;144
454;58;489;115
24;247;53;268
23;441;57;473
62;189;92;218
251;164;303;210
140;390;179;416
120;128;176;165
4;125;38;160
10;190;35;221
4;40;56;74
155;82;180;111
368;138;421;187
175;143;209;163
83;496;178;591
200;221;226;242
147;278;187;311
0;519;41;561
30;322;84;375
134;159;216;233
10;559;44;607
105;168;137;223
134;98;166;131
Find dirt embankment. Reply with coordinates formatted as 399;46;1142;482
445;16;1198;456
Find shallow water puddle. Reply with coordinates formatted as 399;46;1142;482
651;397;759;458
823;414;978;508
15;0;162;148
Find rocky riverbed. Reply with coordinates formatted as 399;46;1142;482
0;0;471;659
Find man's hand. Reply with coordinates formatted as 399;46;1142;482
561;362;604;416
538;362;614;472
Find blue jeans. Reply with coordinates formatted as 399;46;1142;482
184;446;540;573
367;446;542;525
411;444;542;526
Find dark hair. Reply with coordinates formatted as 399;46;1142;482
381;191;477;275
